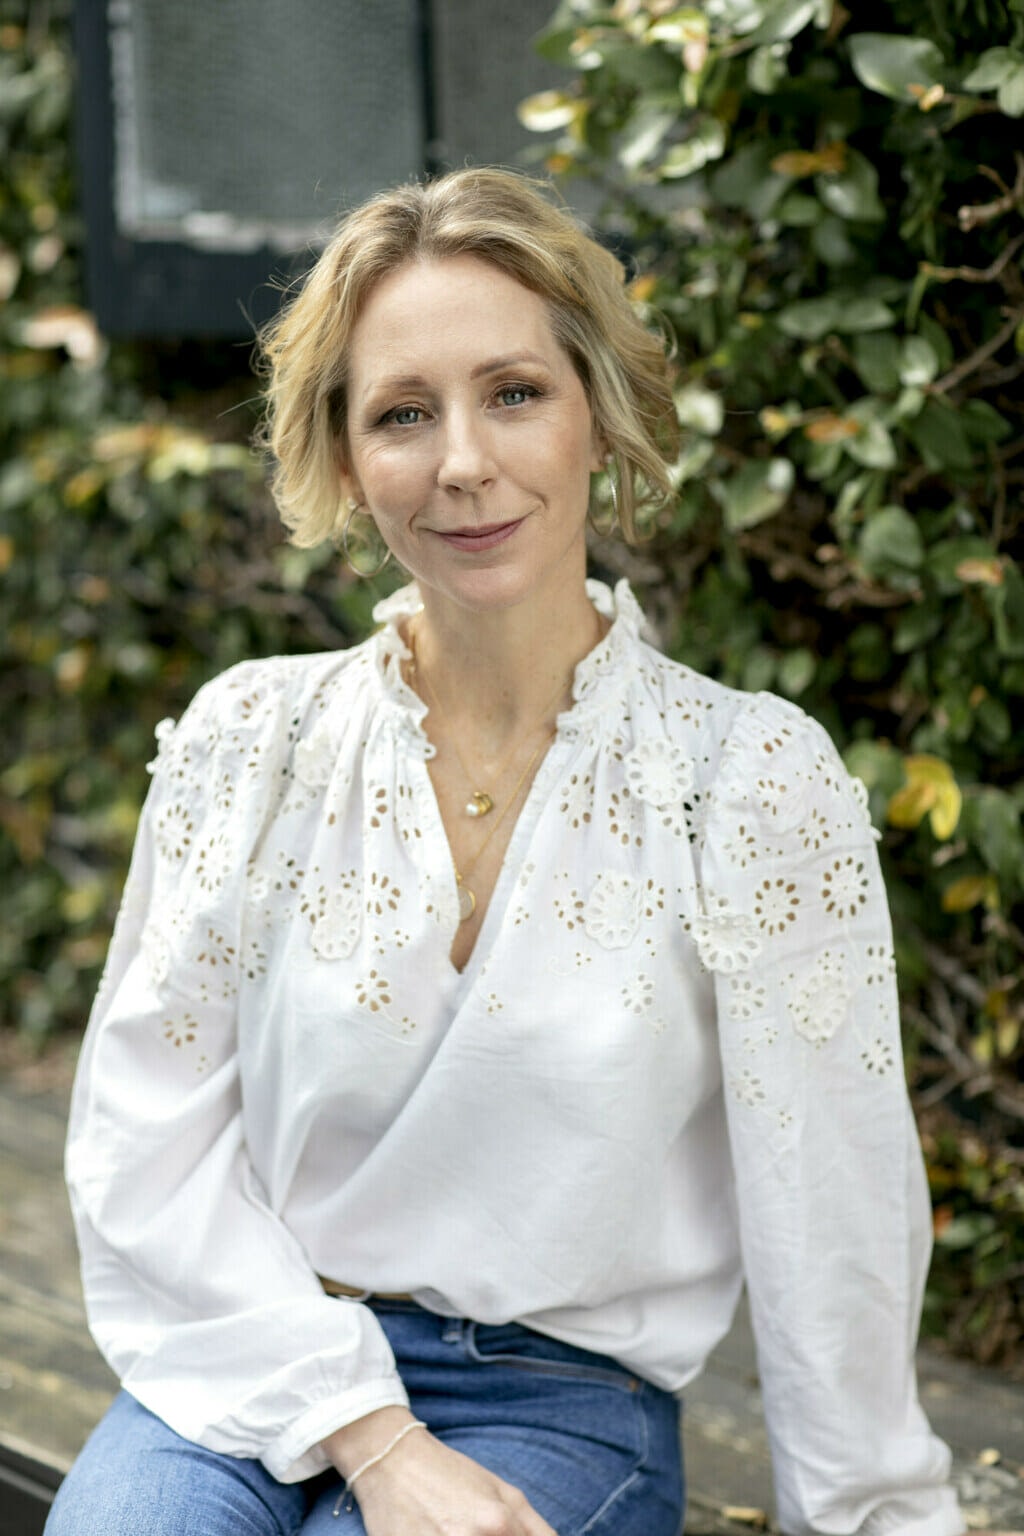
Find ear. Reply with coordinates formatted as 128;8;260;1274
590;434;610;474
335;441;364;509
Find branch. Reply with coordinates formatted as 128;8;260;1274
958;151;1024;231
920;230;1024;285
931;306;1024;396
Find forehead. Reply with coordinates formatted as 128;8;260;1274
348;255;566;381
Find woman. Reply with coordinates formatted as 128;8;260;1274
48;169;965;1536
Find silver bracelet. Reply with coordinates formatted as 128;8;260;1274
331;1419;428;1516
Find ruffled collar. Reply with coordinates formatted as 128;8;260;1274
370;578;648;746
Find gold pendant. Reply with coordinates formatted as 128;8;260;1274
466;790;494;818
456;878;477;923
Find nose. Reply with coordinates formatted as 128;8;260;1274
436;405;496;494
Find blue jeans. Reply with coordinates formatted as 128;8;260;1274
46;1300;685;1536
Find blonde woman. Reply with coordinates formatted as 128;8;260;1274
49;170;966;1536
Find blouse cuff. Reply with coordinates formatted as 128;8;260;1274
264;1373;411;1483
855;1487;964;1536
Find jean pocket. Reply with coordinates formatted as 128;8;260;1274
463;1321;641;1391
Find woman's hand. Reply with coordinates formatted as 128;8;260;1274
321;1407;558;1535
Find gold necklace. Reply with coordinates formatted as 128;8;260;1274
451;733;550;922
408;626;572;819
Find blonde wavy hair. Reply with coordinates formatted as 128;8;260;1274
258;167;678;547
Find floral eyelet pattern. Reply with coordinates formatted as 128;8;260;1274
584;872;642;949
624;739;695;808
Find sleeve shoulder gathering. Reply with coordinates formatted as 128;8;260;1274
66;657;409;1482
697;691;964;1536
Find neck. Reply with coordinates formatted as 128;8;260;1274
408;582;605;746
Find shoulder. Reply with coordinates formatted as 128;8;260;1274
147;641;375;786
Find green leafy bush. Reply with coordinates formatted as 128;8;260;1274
523;0;1024;1365
0;6;400;1040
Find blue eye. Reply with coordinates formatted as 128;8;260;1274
387;406;423;426
496;383;536;407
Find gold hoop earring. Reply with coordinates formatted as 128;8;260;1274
341;499;391;578
588;455;620;537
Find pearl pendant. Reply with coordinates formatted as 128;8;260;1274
457;879;477;923
465;791;494;818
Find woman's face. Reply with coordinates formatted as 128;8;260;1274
340;254;604;616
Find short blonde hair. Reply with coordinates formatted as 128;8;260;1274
258;168;678;547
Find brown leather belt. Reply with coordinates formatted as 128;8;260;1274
319;1275;415;1302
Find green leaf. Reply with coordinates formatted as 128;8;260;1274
853;333;901;392
847;33;945;101
676;385;724;435
748;42;791;93
776;191;822;225
812;215;857;266
961;400;1013;444
845;403;898;469
905;400;974;473
893;599;946;653
715;457;795;530
998;65;1024;116
898;335;939;386
710;142;791;218
962;47;1022;91
777;294;893;340
777;296;842;339
926;537;1000;594
858;505;924;575
816;150;886;222
659;119;727;178
777;646;816;696
988;563;1024;658
746;0;822;45
617;104;678;170
517;90;583;132
968;787;1024;890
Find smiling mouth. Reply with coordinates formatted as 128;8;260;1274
436;520;522;552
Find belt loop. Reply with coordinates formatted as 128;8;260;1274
441;1317;466;1345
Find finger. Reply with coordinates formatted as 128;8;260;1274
513;1493;558;1536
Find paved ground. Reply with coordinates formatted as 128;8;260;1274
2;1070;1023;1533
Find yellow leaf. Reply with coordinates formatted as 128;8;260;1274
887;779;935;828
996;1017;1021;1057
770;142;847;177
759;406;793;436
941;874;999;913
54;645;91;693
804;413;860;443
628;274;658;303
909;82;946;111
955;557;1004;587
61;881;107;925
63;467;105;506
886;754;962;839
0;534;13;573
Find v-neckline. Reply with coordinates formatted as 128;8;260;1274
421;729;570;988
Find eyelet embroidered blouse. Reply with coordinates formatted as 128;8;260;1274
66;580;963;1536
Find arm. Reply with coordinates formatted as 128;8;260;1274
698;694;964;1536
66;668;408;1482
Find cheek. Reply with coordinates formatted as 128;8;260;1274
359;450;427;514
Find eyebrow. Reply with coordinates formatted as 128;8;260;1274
358;352;554;406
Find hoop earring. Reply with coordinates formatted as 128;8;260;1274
341;499;391;578
588;455;620;537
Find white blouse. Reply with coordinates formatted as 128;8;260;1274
67;580;963;1536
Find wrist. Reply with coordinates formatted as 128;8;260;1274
321;1405;417;1479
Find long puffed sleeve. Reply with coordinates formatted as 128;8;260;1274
698;695;963;1536
66;664;408;1482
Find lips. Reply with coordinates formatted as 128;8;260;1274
435;520;522;552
